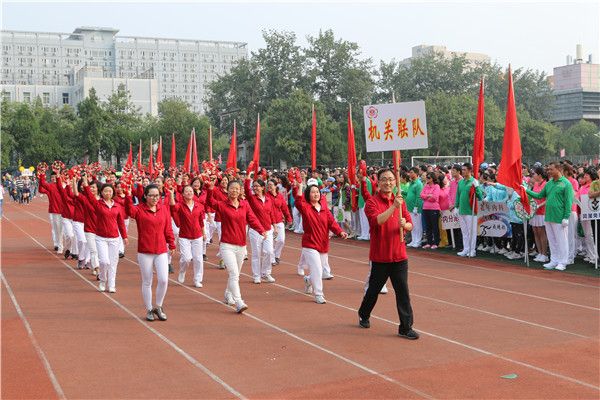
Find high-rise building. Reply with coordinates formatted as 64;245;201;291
1;26;247;115
399;44;490;67
551;45;600;128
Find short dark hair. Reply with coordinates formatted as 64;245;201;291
227;179;241;190
99;183;115;198
462;163;473;171
142;184;159;203
452;164;462;172
377;168;395;180
409;166;420;174
304;184;320;203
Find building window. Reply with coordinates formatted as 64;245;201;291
62;93;69;104
43;92;50;104
23;92;31;103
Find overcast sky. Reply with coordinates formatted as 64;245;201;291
2;0;599;75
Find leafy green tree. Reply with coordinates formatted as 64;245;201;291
102;84;142;166
77;88;105;162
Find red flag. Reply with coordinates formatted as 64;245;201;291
191;128;199;174
473;78;485;179
252;114;261;175
311;104;317;171
125;142;133;168
170;133;176;169
137;140;143;170
183;131;192;173
347;106;357;185
156;136;163;165
208;125;213;162
497;66;530;213
148;137;154;176
226;120;237;170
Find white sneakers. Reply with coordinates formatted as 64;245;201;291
235;302;248;313
303;276;313;294
555;264;566;271
108;287;116;293
380;285;388;294
322;273;334;280
194;282;203;288
253;277;261;284
177;271;186;284
261;274;276;283
497;248;508;255
315;295;326;304
98;282;106;292
224;292;235;306
297;269;305;276
457;251;468;257
477;244;485;251
543;261;558;269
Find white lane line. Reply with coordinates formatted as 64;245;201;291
276;259;591;339
4;216;245;400
322;238;600;289
285;244;600;311
118;254;435;400
1;269;66;399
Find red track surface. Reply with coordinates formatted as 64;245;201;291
2;199;599;399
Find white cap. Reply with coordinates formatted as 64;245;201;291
306;178;319;186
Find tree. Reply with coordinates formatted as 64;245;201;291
77;88;105;162
102;84;142;166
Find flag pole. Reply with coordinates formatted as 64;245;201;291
524;219;529;267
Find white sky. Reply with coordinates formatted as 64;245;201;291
2;0;599;75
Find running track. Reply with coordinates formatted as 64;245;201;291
2;199;599;399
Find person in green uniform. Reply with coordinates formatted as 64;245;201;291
525;162;574;271
403;167;424;248
357;176;373;240
454;163;484;257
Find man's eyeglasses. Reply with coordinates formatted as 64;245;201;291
146;194;160;198
379;178;396;183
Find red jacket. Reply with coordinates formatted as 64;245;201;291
75;193;97;233
365;192;412;263
268;191;292;224
293;188;344;253
170;200;205;240
113;195;128;221
244;179;275;232
56;177;74;220
83;186;127;239
72;189;86;223
38;175;62;214
210;187;228;222
206;188;264;246
125;197;175;254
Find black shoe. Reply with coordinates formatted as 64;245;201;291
359;317;370;329
70;254;78;260
153;306;167;321
119;252;125;259
275;258;280;265
244;256;248;261
54;246;58;251
203;254;208;261
398;329;420;340
168;264;174;274
64;250;71;259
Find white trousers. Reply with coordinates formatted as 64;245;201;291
137;252;169;311
179;237;204;284
119;218;130;254
95;236;120;289
298;251;332;277
220;243;246;304
567;211;578;263
169;219;179;265
249;228;274;278
458;214;478;256
203;213;216;254
293;207;303;233
545;221;569;265
73;221;88;262
580;219;598;261
62;218;77;255
358;207;370;239
409;212;423;247
215;221;222;258
49;213;63;251
272;222;286;261
300;248;326;296
85;232;99;269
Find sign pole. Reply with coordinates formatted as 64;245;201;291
595;222;598;270
524;219;529;267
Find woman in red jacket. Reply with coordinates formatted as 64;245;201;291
293;181;348;304
206;179;265;313
82;179;127;293
56;175;78;260
212;175;229;269
70;178;89;269
267;179;292;266
38;170;64;253
73;177;100;276
126;184;176;321
168;185;205;288
114;182;129;258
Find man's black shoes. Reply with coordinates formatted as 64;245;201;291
398;329;420;340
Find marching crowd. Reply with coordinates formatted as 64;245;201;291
23;157;600;338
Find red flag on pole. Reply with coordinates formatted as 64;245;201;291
148;137;154;176
311;104;317;170
125;142;133;168
473;78;485;179
183;131;192;173
137;140;143;170
226;120;237;170
156;136;163;165
170;133;176;168
252;114;261;175
497;66;530;213
208;125;213;162
191;128;199;174
347;106;357;185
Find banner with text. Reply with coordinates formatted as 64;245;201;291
441;209;461;230
477;201;512;237
363;101;429;152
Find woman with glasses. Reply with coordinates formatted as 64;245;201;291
125;184;176;321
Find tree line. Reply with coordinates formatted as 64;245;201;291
2;29;599;170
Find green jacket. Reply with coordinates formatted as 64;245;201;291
358;178;372;208
526;176;573;223
454;177;484;215
402;178;423;213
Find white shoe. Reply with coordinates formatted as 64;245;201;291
108;287;116;293
498;248;508;255
253;277;261;284
235;302;248;313
489;247;497;254
224;292;235;306
566;260;575;266
533;254;543;262
529;251;538;257
380;285;388;294
469;252;476;257
543;261;558;269
261;274;276;283
504;251;515;259
98;282;106;292
540;255;549;263
481;245;490;252
315;295;326;304
177;271;186;284
555;264;566;271
92;267;99;276
304;276;313;294
457;251;467;257
297;269;305;276
477;244;485;251
508;252;523;260
194;282;203;288
322;273;334;280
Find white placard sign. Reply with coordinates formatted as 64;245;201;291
580;194;600;220
441;209;460;230
363;101;429;152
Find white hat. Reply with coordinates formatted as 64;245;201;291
306;178;319;186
